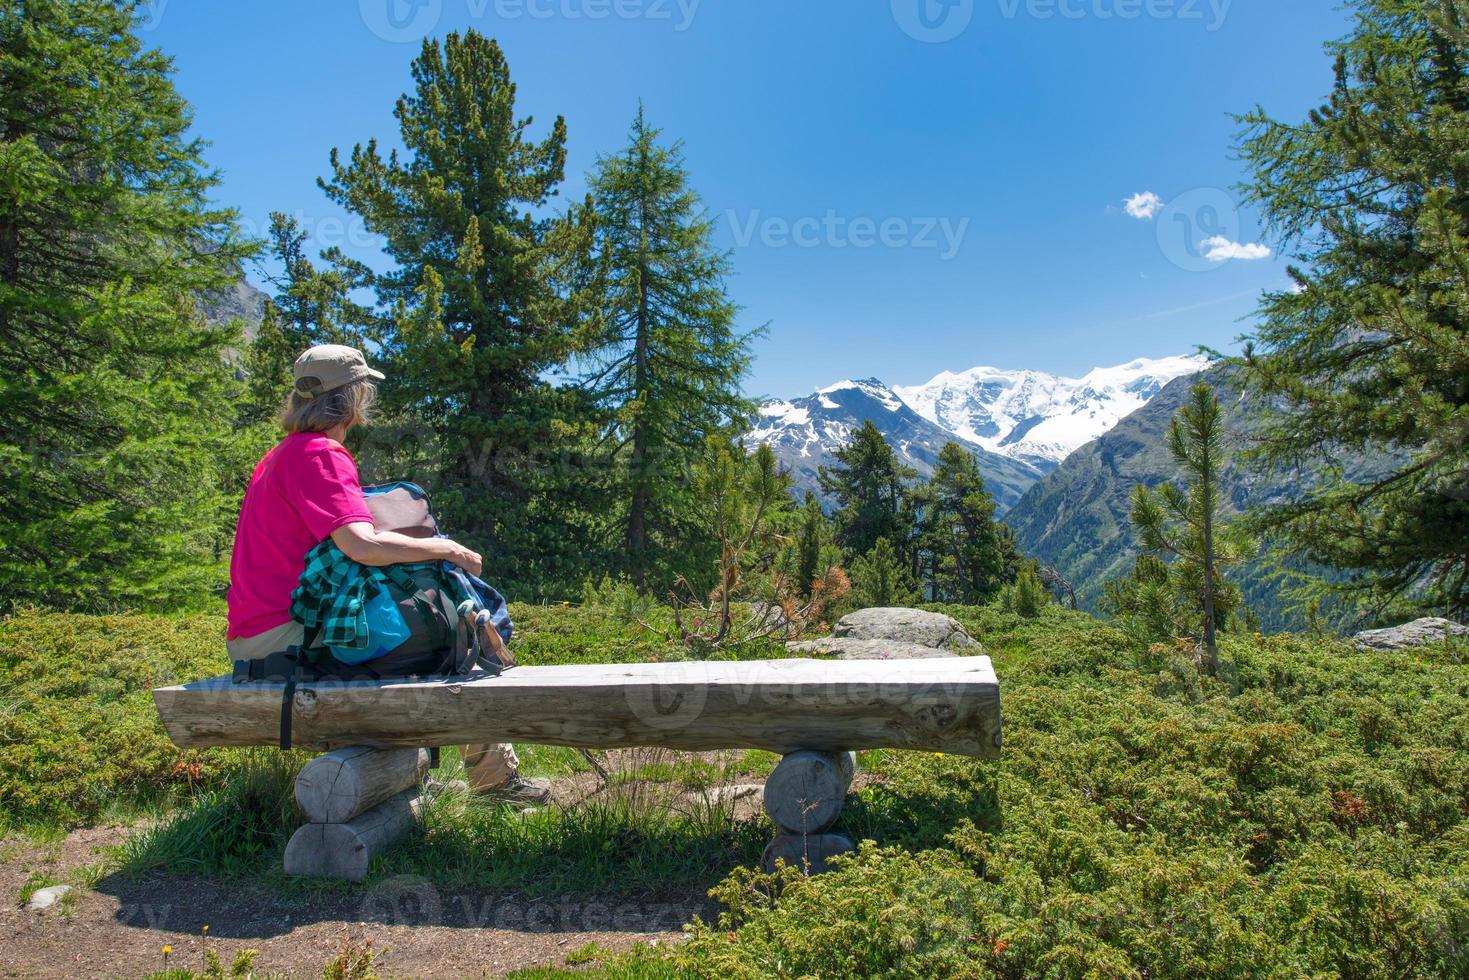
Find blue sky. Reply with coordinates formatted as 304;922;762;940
140;0;1350;399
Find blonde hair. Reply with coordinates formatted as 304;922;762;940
280;378;377;434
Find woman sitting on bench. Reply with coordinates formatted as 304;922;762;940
224;344;550;806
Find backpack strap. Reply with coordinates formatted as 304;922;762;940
234;647;310;750
383;565;457;652
232;645;349;750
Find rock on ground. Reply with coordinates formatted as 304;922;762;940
1353;617;1468;651
25;885;71;912
785;637;960;660
832;607;981;652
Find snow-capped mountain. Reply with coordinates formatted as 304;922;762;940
894;355;1209;469
750;379;1045;511
750;355;1208;512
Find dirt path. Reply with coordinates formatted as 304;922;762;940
0;825;709;978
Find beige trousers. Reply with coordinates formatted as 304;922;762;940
461;742;521;791
227;621;519;791
226;620;304;662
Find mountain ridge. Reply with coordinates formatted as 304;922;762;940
894;354;1208;468
750;377;1045;511
750;355;1204;510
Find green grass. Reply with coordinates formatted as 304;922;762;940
11;602;1469;976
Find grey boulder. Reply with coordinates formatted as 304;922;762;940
786;637;960;661
833;607;981;652
1353;617;1467;651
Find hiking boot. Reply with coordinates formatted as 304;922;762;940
485;775;552;808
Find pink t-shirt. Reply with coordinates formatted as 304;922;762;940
226;433;374;639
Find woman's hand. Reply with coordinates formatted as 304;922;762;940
444;541;483;577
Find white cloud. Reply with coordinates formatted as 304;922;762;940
1201;235;1271;262
1124;191;1164;220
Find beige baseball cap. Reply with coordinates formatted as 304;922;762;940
292;344;385;399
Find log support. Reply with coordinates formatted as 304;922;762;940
285;745;428;881
295;746;430;823
761;749;859;874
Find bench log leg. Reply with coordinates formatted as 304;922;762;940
284;788;425;882
761;749;858;873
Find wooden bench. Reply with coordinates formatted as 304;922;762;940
153;657;1001;880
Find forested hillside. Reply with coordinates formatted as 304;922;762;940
1004;364;1397;628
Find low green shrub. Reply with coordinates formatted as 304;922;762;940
12;601;1469;976
0;610;232;830
654;608;1469;978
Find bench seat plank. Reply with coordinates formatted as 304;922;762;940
152;657;1002;759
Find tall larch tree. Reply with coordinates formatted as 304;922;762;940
580;107;757;587
1235;0;1469;618
0;0;253;611
319;31;598;595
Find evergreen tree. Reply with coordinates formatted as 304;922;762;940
579;107;757;587
850;537;919;609
1130;383;1246;674
795;491;826;596
1235;0;1469;618
914;442;1017;603
664;437;796;645
1001;564;1050;619
0;0;253;611
818;421;916;561
1100;553;1183;646
240;213;373;427
319;31;599;595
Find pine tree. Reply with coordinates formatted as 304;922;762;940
579;107;757;587
1100;553;1183;646
1130;383;1246;674
818;421;916;561
914;442;1017;603
240;213;373;428
795;491;826;595
1002;564;1050;619
319;31;599;595
850;536;919;609
661;437;797;647
1234;0;1469;618
0;0;254;611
